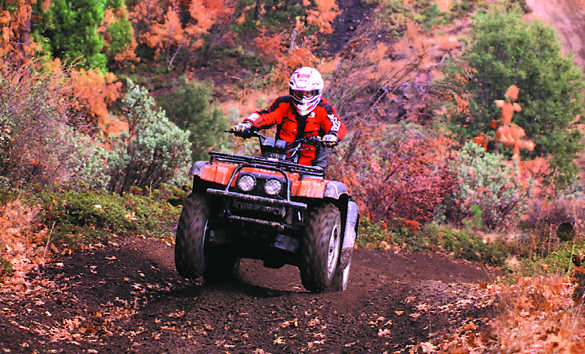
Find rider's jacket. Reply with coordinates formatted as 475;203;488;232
243;96;346;166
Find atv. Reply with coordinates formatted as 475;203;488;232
175;130;359;292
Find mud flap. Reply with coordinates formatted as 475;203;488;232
338;200;359;269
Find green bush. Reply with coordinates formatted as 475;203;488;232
357;217;510;265
34;0;108;70
519;239;585;276
418;223;510;265
442;6;585;188
440;142;528;231
107;79;192;193
356;217;393;249
104;12;133;64
39;189;181;244
157;77;229;162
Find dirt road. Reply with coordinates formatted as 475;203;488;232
526;0;585;69
0;236;495;353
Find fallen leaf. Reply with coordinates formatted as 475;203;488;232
378;328;391;337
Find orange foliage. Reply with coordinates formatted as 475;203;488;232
472;132;488;151
255;21;319;87
494;85;534;160
403;219;420;233
68;67;122;131
0;0;42;63
187;0;233;39
128;0;164;29
434;276;585;352
0;200;49;288
144;7;185;60
516;157;552;196
254;28;286;63
134;0;234;62
305;0;341;34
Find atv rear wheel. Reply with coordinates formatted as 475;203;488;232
175;194;209;278
300;203;342;292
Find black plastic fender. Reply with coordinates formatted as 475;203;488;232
189;161;209;176
338;200;359;269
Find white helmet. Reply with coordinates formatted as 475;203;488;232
289;67;324;116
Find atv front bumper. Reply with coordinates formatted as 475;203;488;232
206;188;307;232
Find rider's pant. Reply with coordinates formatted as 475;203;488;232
312;145;331;170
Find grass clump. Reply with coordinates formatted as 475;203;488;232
357;217;510;266
38;188;181;246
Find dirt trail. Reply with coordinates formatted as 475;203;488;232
0;236;496;352
526;0;585;70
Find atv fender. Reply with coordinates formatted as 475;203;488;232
324;181;349;200
189;161;209;176
339;200;359;269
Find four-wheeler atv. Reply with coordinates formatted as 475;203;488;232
175;130;359;292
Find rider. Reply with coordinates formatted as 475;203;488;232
234;66;346;170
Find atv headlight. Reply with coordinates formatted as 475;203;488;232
237;174;256;192
264;178;282;196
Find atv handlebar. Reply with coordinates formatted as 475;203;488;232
225;129;326;147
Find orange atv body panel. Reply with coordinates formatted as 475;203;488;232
199;162;327;198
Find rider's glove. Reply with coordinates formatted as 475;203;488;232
322;133;338;147
234;121;254;138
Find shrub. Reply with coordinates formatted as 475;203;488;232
357;217;510;265
520;195;585;244
157;77;229;161
441;142;528;231
356;217;393;249
331;123;456;228
417;223;510;265
107;79;192;193
0;61;109;188
441;6;585;188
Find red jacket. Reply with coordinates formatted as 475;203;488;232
244;96;346;166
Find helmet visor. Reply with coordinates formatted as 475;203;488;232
290;89;320;102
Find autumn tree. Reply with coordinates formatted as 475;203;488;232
130;0;235;67
442;6;585;187
0;0;41;63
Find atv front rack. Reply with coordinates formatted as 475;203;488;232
209;152;324;178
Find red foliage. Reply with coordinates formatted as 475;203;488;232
255;20;319;87
330;124;456;227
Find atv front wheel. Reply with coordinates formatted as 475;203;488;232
204;247;240;283
332;254;352;291
300;203;342;292
175;193;209;278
